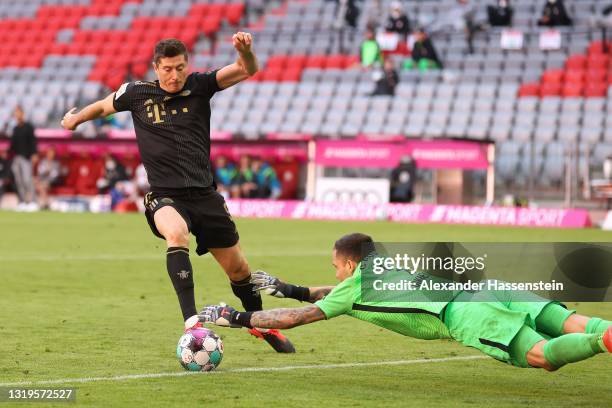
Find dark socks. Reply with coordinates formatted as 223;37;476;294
166;247;197;321
231;275;262;312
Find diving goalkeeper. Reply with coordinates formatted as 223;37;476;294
199;233;612;371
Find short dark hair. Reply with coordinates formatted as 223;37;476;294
153;38;188;65
333;233;373;263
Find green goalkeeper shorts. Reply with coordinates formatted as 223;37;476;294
442;289;568;367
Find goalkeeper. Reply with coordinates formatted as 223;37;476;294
200;233;612;371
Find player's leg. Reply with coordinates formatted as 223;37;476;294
209;244;261;312
153;205;197;323
209;244;295;353
509;325;611;371
534;303;612;337
493;286;612;337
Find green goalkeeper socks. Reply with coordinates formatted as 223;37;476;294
585;317;612;335
535;303;575;337
543;333;607;369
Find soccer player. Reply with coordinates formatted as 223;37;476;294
60;34;294;353
200;233;612;371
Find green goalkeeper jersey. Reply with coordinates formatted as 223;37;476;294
315;264;451;340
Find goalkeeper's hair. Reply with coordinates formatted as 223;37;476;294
333;233;373;263
153;38;188;65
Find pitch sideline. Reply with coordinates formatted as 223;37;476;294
0;355;486;387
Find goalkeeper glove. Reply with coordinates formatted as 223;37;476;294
250;270;310;302
198;303;253;328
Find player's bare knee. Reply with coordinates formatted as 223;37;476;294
164;227;189;248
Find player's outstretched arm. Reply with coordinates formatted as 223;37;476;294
251;270;334;303
217;32;259;89
60;92;117;131
199;304;326;330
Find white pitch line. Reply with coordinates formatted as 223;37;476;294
0;355;485;387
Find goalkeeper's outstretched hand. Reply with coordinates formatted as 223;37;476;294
250;270;288;298
198;303;244;328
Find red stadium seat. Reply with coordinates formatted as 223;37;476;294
249;71;264;81
325;55;345;69
288;55;307;69
588;54;609;70
565;54;587;70
540;82;561;97
226;3;245;26
262;68;283;81
584;82;608;97
201;16;221;36
207;3;226;18
587;41;607;56
518;83;539;97
542;69;564;84
305;55;326;68
281;67;303;82
561;82;583;97
266;56;287;69
344;55;360;68
585;69;607;83
564;69;585;84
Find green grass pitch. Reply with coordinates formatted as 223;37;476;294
0;211;610;407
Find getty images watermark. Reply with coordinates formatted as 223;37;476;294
360;243;612;303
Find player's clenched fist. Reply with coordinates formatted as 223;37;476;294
232;32;253;54
60;107;79;130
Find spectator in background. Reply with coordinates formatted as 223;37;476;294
333;0;362;29
488;0;513;27
538;0;572;27
97;154;129;209
235;155;258;198
251;157;282;199
9;106;38;211
385;1;412;41
34;148;61;210
390;156;416;203
134;162;150;195
0;150;9;205
214;155;239;199
404;28;443;71
360;28;383;68
372;58;399;96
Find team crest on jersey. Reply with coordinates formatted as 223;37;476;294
143;99;154;106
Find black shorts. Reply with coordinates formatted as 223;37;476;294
144;187;239;255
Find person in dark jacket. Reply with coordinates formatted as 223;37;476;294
404;28;443;70
488;0;514;26
9;106;38;210
372;58;400;96
390;156;417;203
538;0;572;27
385;1;411;40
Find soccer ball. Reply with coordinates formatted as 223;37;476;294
176;327;224;372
